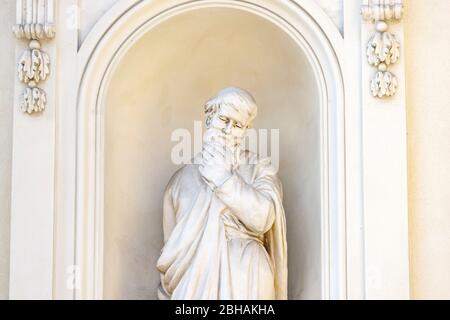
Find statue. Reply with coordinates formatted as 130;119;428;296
156;87;288;300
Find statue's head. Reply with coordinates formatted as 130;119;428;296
204;87;257;148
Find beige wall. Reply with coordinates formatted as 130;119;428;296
0;0;15;300
75;0;450;300
405;0;450;299
1;0;449;300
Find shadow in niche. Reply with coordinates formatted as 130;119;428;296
103;7;321;300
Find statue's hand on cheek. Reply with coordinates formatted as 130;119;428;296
199;142;233;188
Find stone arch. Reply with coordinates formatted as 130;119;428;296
75;0;346;299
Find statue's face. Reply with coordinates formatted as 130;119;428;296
208;104;251;147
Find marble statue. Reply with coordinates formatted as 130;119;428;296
156;87;288;300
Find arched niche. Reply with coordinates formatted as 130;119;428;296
76;0;346;300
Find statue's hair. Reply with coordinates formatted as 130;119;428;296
204;87;258;128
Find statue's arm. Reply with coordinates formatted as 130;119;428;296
162;182;177;243
214;172;276;234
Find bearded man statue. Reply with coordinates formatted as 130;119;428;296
156;87;288;300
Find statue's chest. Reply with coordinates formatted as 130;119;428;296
177;164;255;207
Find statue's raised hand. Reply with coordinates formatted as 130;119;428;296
199;142;234;188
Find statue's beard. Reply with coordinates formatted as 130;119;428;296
203;128;242;166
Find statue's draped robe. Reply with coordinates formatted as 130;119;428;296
156;151;287;300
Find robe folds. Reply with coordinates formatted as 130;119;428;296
156;151;287;300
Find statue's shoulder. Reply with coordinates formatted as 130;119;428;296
239;150;280;180
239;149;273;167
165;164;200;191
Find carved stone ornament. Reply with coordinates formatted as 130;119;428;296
361;0;403;21
367;22;400;67
371;69;398;98
13;0;55;41
13;0;55;114
21;87;47;114
362;0;403;98
18;40;50;85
